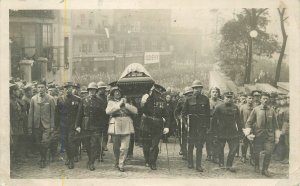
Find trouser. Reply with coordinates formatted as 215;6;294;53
128;134;135;156
205;132;214;157
96;132;105;159
11;135;24;161
63;129;77;161
32;127;51;161
274;135;286;160
241;136;253;159
142;131;161;165
253;135;275;171
178;124;187;156
187;132;206;168
82;130;100;164
103;131;108;148
284;134;289;160
218;137;239;167
112;134;131;168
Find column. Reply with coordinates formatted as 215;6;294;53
19;60;34;82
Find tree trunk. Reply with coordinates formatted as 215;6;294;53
274;8;288;87
245;37;252;84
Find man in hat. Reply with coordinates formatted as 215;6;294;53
140;85;170;170
75;82;106;171
96;81;109;161
80;86;88;98
211;91;242;172
252;90;262;107
239;92;255;164
245;92;279;177
56;82;81;169
28;80;56;168
174;87;193;160
182;80;210;172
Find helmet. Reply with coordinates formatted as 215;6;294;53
183;86;193;95
87;82;98;90
191;80;203;88
97;81;107;89
81;86;88;93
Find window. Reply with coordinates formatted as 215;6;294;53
42;24;52;47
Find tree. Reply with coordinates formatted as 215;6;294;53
218;9;279;84
274;8;288;87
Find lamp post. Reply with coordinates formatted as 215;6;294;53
246;30;258;83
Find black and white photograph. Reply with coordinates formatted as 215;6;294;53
1;0;300;185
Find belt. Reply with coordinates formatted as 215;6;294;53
143;114;162;121
112;113;129;117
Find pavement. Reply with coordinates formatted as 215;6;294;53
10;136;288;179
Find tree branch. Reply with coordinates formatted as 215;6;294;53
283;16;289;21
257;8;268;17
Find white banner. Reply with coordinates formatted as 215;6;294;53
144;52;160;64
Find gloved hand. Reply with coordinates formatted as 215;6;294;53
275;129;282;144
163;128;169;134
76;127;81;133
242;128;251;136
247;134;255;141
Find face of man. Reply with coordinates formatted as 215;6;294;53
37;84;46;97
89;89;97;96
239;96;246;104
113;90;121;100
211;90;219;99
24;89;33;98
224;96;234;104
261;95;269;106
193;87;203;95
65;86;73;96
246;96;253;105
166;95;171;102
97;88;106;96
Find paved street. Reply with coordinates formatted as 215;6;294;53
11;136;288;179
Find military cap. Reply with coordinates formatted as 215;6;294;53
251;90;262;96
239;92;247;97
37;80;47;86
97;81;107;89
270;92;278;98
191;80;203;88
24;83;33;91
74;83;80;88
87;82;97;90
223;91;234;97
9;83;18;90
64;82;74;88
261;92;270;97
183;86;193;95
81;86;88;93
109;86;121;95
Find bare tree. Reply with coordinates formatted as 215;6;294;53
274;8;288;87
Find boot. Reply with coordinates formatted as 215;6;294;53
196;148;203;172
89;162;95;171
68;159;74;169
150;163;157;170
254;155;260;173
262;155;272;177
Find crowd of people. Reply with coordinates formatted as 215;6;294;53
9;75;289;177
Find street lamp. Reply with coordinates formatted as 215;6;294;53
246;29;258;84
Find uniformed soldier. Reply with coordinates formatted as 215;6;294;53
174;87;193;160
252;90;262;107
96;81;109;161
245;92;279;177
239;92;254;164
140;86;170;170
207;87;223;163
164;94;176;143
211;91;242;172
75;82;106;171
182;80;210;172
238;93;247;107
56;82;81;169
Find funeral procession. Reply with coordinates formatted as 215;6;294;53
8;9;290;179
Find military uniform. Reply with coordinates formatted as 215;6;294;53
207;97;223;163
211;92;242;170
140;90;170;170
246;103;279;176
240;103;254;163
75;94;107;170
182;93;210;171
174;96;187;159
56;93;81;169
